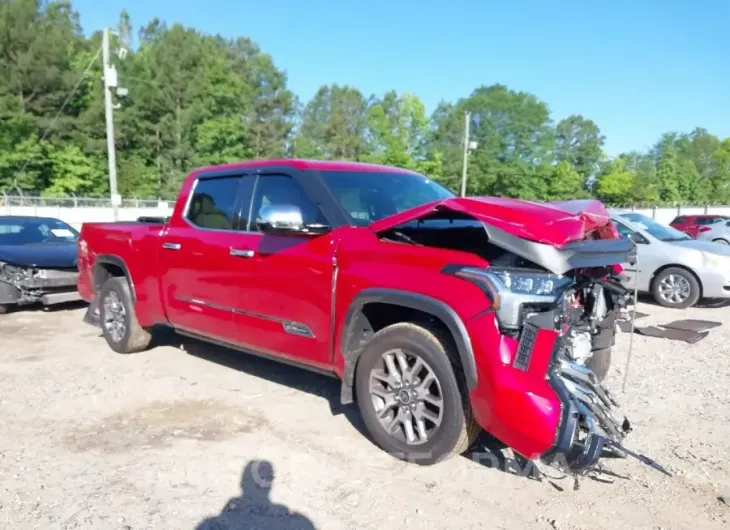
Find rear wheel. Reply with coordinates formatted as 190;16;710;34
354;322;480;465
99;277;152;354
651;267;701;309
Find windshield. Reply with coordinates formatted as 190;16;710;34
0;218;79;245
320;170;455;226
618;213;691;242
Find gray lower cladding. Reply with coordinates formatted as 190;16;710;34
175;295;315;339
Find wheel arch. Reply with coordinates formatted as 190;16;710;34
339;288;477;405
93;255;136;300
712;238;730;245
650;263;703;298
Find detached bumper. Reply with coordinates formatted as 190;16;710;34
542;355;629;472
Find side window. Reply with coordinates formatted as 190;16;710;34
250;175;328;230
672;216;686;224
726;221;730;227
612;220;635;240
186;176;242;230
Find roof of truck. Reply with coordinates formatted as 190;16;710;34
191;158;422;176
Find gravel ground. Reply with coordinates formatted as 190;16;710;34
1;300;729;529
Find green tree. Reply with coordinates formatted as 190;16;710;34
292;84;368;160
554;115;605;185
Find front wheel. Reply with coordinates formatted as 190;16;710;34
354;322;480;465
651;267;701;309
98;276;152;354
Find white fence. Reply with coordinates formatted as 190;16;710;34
1;197;730;230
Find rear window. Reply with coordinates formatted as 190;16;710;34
186;176;242;230
671;216;687;224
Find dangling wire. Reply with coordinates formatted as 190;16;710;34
621;251;640;393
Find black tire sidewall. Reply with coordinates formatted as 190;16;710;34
651;267;701;309
354;324;467;465
99;277;134;353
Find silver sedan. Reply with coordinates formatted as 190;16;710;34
610;210;730;309
696;218;730;245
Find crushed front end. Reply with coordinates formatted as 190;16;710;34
0;261;81;308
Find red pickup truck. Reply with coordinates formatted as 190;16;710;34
78;159;643;472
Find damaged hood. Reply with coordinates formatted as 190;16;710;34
0;243;78;269
370;197;613;247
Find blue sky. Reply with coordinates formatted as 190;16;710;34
73;0;730;156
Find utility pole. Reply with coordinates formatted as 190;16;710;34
460;111;471;197
102;27;120;220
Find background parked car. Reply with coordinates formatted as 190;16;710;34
669;214;729;238
0;216;81;314
695;218;730;245
610;210;730;308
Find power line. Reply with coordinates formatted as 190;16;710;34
10;44;103;192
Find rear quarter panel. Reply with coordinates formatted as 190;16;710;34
79;222;166;326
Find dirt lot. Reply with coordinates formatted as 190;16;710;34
1;301;729;529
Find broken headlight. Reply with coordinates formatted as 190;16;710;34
451;267;572;330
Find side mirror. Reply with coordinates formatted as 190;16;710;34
256;204;304;233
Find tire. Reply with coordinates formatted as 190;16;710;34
354;322;480;466
651;267;701;309
0;304;8;315
712;238;729;245
98;276;152;354
585;347;611;382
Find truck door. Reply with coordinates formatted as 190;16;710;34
158;172;256;344
228;172;336;369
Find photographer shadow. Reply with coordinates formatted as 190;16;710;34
196;460;316;530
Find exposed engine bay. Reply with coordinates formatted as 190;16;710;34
0;261;80;308
380;210;671;477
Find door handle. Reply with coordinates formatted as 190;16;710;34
162;242;181;250
230;248;255;258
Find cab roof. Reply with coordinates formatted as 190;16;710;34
189;158;422;177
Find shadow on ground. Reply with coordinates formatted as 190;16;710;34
163;332;370;440
196;460;316;530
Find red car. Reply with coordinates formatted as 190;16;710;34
669;214;728;238
77;159;646;473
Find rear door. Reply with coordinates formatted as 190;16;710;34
158;172;256;344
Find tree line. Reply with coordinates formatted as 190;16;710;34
2;0;729;204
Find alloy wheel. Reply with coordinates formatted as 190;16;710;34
658;274;691;305
368;348;444;446
103;290;127;343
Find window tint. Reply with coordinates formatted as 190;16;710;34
186;177;242;230
250;175;328;230
671;216;687;224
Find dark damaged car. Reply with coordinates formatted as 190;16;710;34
0;216;82;313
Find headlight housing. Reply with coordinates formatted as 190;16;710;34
451;266;573;330
703;252;730;271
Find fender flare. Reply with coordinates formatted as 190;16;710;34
339;288;477;404
93;254;136;300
